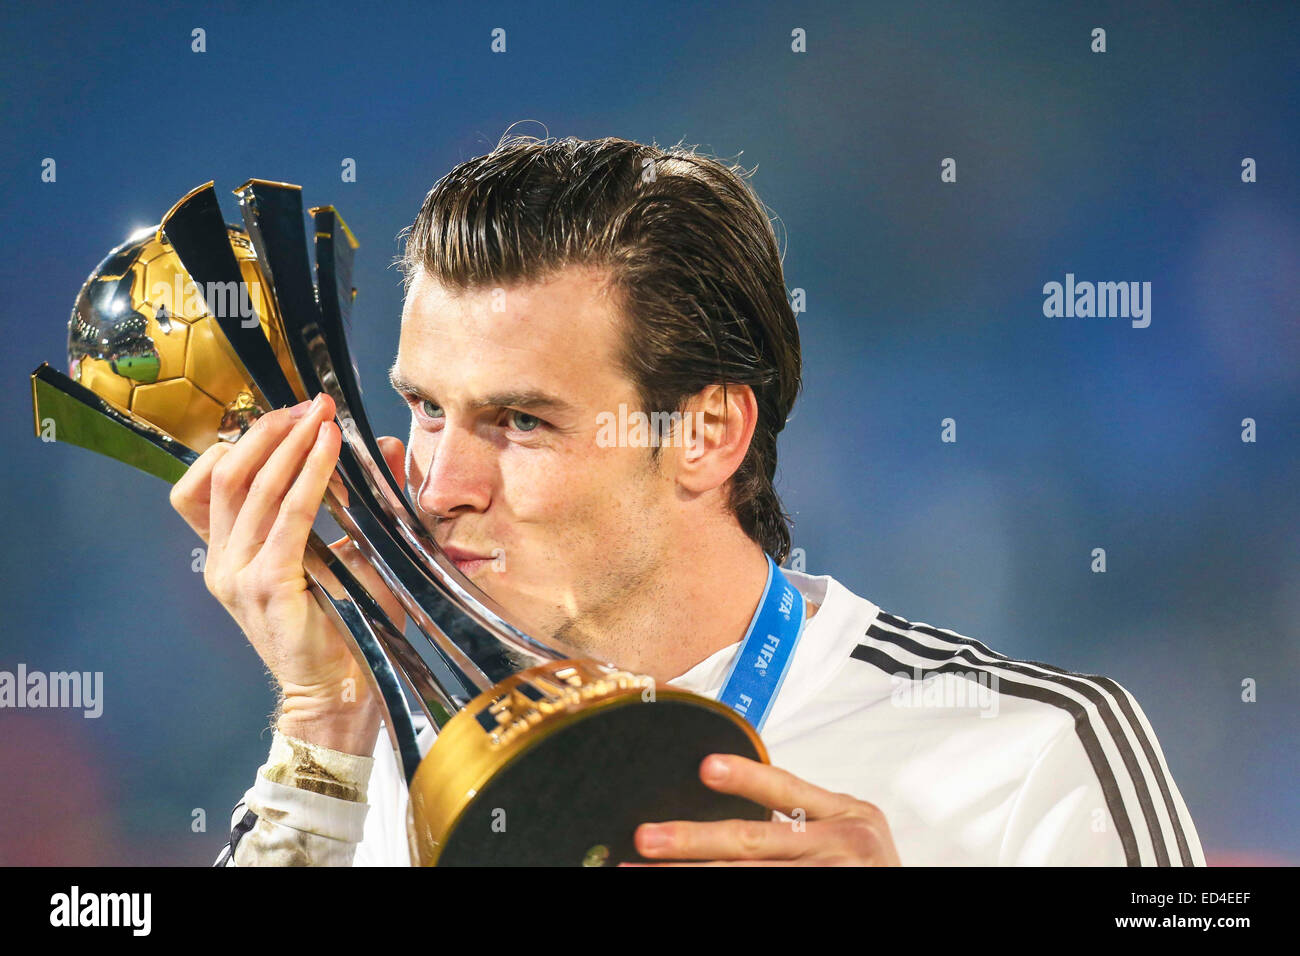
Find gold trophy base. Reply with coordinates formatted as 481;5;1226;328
409;659;769;866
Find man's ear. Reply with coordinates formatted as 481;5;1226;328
673;384;758;494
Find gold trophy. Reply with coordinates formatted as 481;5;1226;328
31;179;767;865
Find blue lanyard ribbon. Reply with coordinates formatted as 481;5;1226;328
716;555;806;734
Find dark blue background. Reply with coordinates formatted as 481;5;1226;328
1;0;1295;864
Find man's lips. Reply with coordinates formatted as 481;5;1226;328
438;545;496;573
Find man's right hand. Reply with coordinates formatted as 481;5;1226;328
169;392;408;756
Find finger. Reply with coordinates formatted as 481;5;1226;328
696;754;860;820
225;394;337;568
376;435;405;490
634;818;812;862
256;420;342;579
207;398;314;554
169;441;232;542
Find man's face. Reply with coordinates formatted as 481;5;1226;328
391;266;676;660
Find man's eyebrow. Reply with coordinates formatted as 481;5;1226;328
388;367;575;414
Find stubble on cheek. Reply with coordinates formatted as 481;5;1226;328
540;457;670;664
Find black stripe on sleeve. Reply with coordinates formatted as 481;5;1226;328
866;622;1170;865
850;641;1143;866
879;614;1194;866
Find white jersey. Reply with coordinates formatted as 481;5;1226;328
220;567;1204;866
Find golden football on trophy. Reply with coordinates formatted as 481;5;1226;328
66;224;294;450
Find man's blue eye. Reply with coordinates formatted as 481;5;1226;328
509;410;541;432
419;399;444;419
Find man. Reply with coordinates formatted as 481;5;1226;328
171;135;1203;866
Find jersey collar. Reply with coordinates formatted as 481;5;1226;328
668;566;881;738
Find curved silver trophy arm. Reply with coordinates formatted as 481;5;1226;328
29;364;429;784
307;204;571;676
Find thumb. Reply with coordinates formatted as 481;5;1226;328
376;435;406;491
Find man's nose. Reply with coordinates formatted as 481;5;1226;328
412;425;493;519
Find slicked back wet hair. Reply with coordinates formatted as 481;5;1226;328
398;134;801;563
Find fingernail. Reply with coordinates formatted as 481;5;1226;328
289;399;312;420
638;825;668;850
703;756;729;783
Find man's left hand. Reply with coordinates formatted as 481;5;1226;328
625;754;902;866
